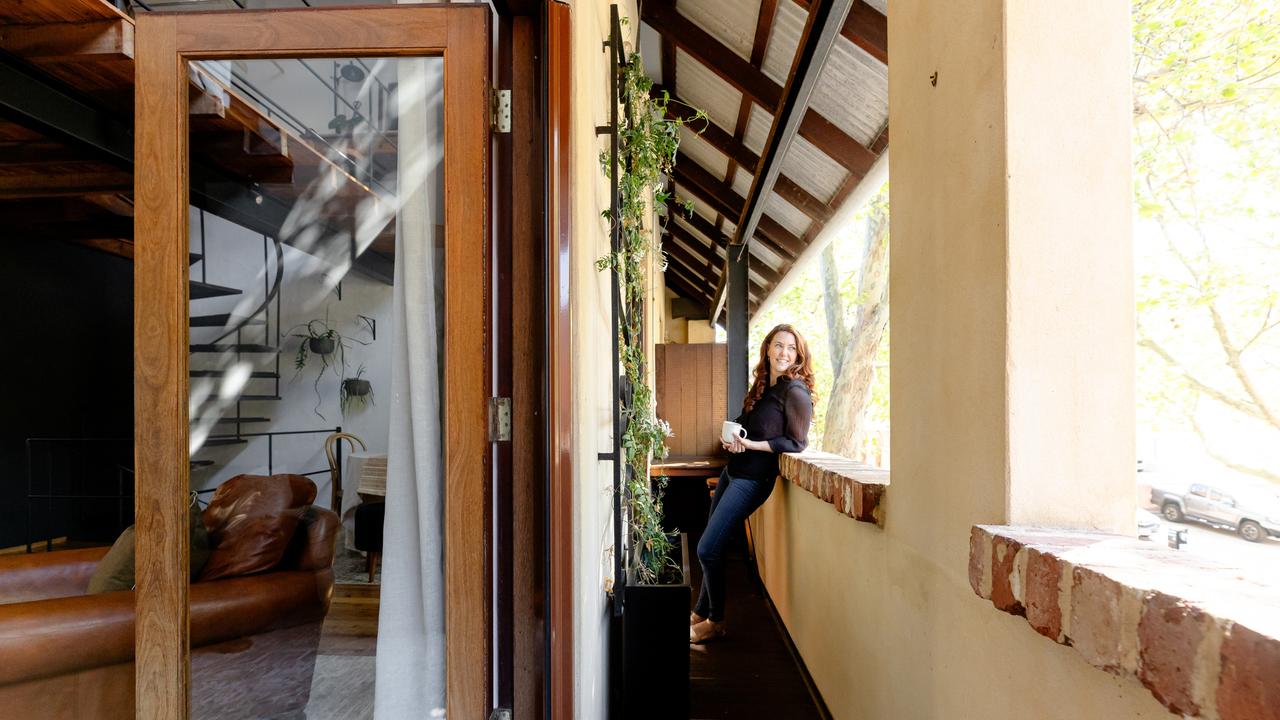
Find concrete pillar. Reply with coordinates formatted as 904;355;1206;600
726;244;749;417
890;0;1134;563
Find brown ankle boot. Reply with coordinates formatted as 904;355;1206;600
690;611;705;626
689;619;726;644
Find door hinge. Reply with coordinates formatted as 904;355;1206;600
491;88;512;133
488;397;512;442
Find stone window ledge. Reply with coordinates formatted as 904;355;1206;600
969;525;1279;720
779;452;888;527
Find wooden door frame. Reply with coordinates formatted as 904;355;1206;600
133;7;491;719
544;3;574;719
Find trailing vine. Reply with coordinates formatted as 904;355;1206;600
599;51;706;585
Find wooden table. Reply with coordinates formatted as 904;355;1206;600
650;455;727;478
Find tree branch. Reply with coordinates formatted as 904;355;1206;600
1189;413;1280;484
1206;302;1280;430
1137;333;1268;422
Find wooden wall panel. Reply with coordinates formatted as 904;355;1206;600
655;343;729;458
714;342;729;421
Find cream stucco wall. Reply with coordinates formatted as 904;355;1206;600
752;1;1157;718
567;2;641;717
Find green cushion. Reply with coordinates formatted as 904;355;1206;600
87;501;212;594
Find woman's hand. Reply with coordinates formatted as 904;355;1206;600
721;437;769;453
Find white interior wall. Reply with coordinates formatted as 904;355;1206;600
187;57;409;510
189;210;395;509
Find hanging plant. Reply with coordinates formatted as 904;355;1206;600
340;364;375;415
599;51;706;585
287;310;370;420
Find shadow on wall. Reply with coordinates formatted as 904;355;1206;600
0;241;133;549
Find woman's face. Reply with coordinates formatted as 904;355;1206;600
768;331;798;377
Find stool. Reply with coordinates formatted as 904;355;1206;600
353;500;385;582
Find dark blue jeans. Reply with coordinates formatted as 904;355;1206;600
693;469;776;622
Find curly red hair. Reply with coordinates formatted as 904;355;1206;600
743;324;816;413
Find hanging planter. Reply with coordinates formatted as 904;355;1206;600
308;336;336;355
340;365;375;415
287;311;371;420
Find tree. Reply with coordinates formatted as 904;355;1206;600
1133;0;1280;484
820;198;889;459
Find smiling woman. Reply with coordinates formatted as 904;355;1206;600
689;323;815;643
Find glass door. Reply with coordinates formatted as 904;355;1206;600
133;7;490;719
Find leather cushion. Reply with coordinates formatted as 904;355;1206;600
199;474;316;581
87;502;211;593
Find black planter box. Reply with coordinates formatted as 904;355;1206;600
620;533;691;720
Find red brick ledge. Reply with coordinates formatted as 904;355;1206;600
778;452;888;527
969;525;1280;720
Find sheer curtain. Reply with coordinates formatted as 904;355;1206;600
374;57;447;719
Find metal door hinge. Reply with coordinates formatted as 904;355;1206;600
489;397;512;442
491;88;511;133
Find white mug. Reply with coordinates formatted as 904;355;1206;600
721;421;748;445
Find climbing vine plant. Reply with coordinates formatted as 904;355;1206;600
599;51;706;585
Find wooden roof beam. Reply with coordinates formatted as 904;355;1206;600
665;261;715;304
668;244;766;301
714;0;856;324
659;84;835;222
642;0;876;177
0;19;134;62
671;162;803;260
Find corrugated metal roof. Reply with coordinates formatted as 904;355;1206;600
672;215;717;247
741;103;774;156
779;134;848;204
750;238;786;271
675;49;744;134
731;167;753;199
761;0;807;85
647;0;890;313
679;126;731;179
765;192;812;237
806;37;888;145
676;0;762;62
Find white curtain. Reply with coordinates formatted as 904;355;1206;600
374;57;447;719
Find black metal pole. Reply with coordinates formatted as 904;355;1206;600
727;245;749;418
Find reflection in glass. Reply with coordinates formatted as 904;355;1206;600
186;56;445;719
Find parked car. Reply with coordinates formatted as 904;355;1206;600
1136;509;1162;541
1151;482;1280;543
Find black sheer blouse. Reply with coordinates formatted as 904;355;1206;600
728;376;813;480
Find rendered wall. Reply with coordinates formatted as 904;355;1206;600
751;1;1156;718
567;1;640;717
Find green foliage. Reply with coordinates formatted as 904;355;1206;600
1133;0;1280;482
599;53;705;584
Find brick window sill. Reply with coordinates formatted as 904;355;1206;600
969;525;1279;720
779;452;888;527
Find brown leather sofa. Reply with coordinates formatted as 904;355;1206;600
0;480;339;720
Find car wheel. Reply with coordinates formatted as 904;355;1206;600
1162;503;1184;522
1238;520;1264;543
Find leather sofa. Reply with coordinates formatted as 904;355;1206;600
0;482;339;720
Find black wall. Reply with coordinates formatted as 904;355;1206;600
0;240;133;549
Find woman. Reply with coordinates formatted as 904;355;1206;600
690;323;815;643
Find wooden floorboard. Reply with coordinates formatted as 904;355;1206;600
318;582;380;657
687;526;826;720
